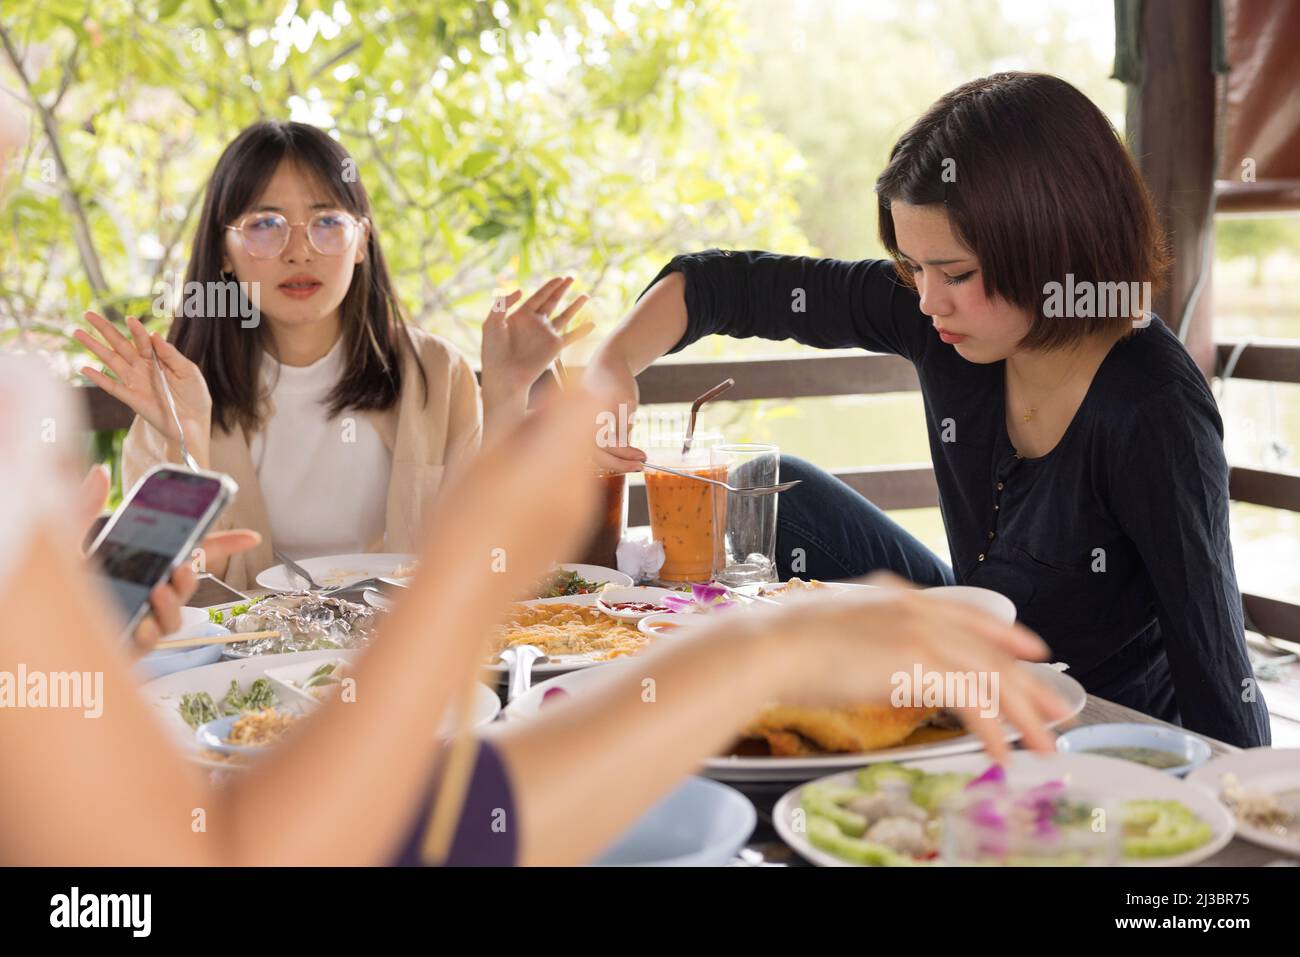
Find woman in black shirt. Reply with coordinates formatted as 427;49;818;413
585;72;1270;748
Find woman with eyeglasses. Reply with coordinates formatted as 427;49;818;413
76;121;589;587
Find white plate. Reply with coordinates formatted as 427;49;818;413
140;649;500;770
503;660;1087;782
255;553;418;593
262;656;355;708
775;751;1235;867
739;580;877;603
485;593;649;676
529;564;633;602
740;581;1016;625
381;562;632;599
365;564;636;617
595;586;681;622
1186;748;1300;857
358;589;652;677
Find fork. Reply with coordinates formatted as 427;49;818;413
320;576;395;598
152;350;201;472
273;548;322;590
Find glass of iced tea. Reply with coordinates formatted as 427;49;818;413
644;431;725;584
575;469;627;569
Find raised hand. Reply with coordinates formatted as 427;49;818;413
480;277;594;398
758;573;1069;762
75;311;212;458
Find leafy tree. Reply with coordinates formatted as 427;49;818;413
1215;217;1300;287
0;0;812;368
737;0;1124;262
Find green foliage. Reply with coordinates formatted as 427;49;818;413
737;0;1125;262
0;0;812;361
1215;217;1300;286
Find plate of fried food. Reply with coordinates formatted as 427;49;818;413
501;659;1086;782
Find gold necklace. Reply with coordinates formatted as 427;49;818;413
1010;348;1093;425
1012;332;1124;428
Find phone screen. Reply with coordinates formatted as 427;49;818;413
91;470;226;625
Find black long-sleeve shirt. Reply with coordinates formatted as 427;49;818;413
648;249;1270;748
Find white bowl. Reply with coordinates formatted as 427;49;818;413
590;776;756;866
135;621;228;681
596;586;680;622
637;612;713;637
921;585;1016;623
1057;723;1212;776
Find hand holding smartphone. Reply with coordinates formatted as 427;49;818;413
85;465;238;637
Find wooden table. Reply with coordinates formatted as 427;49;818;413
223;587;1291;866
729;694;1292;867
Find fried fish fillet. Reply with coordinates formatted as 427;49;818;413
745;704;937;756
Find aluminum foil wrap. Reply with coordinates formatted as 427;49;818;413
223;593;378;657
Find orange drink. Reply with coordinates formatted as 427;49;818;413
645;463;727;583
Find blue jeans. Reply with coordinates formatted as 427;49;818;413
773;455;954;586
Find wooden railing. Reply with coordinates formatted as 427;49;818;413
77;339;1300;639
628;342;1300;642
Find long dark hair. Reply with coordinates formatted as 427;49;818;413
875;72;1170;350
171;120;426;433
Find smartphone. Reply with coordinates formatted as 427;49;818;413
86;465;238;636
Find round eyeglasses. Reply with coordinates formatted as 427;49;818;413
225;209;367;259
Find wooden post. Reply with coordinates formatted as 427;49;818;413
1123;0;1218;376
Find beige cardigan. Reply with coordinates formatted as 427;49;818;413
122;327;482;590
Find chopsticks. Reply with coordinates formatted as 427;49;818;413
551;355;570;390
423;284;590;863
421;680;488;863
153;629;283;650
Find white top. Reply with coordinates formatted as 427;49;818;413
249;338;392;560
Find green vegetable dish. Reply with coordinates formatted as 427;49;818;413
208;595;270;626
179;678;277;729
535;570;601;599
799;762;1213;866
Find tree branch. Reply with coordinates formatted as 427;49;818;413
0;23;120;321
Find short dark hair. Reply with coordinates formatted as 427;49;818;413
875;72;1170;350
172;120;425;433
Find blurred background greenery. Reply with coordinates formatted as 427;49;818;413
2;0;1296;601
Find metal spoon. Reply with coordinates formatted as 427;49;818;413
152;350;200;472
498;645;547;703
642;461;801;497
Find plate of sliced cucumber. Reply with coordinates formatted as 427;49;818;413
775;751;1234;867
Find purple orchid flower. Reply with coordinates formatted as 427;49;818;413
662;581;738;613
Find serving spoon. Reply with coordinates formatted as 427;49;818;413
641;462;800;497
498;644;547;703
